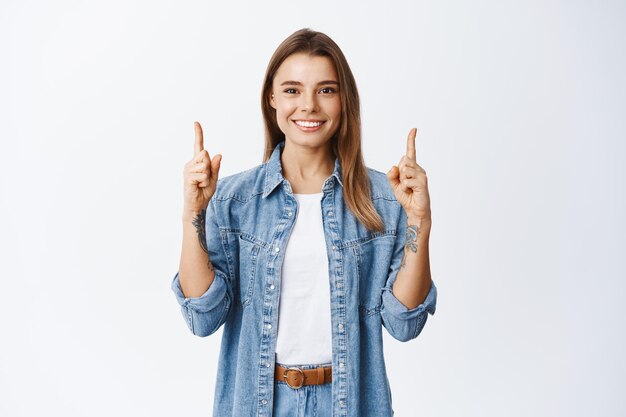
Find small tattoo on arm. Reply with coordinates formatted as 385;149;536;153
400;225;419;269
192;208;214;271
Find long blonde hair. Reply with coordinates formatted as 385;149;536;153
260;28;385;233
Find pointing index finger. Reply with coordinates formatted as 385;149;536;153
406;128;417;161
194;121;204;155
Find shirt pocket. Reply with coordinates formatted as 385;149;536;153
237;231;264;307
353;232;396;311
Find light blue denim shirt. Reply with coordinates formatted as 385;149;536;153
171;140;437;417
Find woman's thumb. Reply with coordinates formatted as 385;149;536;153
211;154;222;179
386;165;399;185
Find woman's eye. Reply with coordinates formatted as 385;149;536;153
284;88;297;94
320;87;336;94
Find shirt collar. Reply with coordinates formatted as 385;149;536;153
262;140;343;198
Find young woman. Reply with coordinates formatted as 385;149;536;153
172;28;437;417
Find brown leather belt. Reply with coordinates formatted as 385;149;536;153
274;364;332;389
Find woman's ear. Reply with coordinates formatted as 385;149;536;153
269;93;276;109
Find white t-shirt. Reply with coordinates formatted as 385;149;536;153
274;192;333;366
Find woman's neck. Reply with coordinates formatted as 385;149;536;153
280;140;335;194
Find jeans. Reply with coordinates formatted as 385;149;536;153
273;362;333;417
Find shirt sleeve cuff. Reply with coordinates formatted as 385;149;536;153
170;270;229;313
381;280;437;320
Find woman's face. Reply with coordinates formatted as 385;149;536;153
269;53;341;151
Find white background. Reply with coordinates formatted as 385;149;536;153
1;0;625;416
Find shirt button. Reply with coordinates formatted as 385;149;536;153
338;323;344;331
339;362;345;368
327;210;333;216
332;245;337;251
270;284;275;290
266;362;271;367
266;324;272;329
287;211;293;217
262;399;268;405
275;246;280;252
339;400;345;407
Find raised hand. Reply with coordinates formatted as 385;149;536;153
183;121;222;215
386;128;431;223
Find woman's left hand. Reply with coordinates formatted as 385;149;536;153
386;128;432;224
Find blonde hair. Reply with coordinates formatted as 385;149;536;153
260;28;384;233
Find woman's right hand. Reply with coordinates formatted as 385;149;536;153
183;121;222;216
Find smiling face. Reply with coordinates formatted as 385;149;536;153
269;53;341;151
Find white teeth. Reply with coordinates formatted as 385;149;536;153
295;120;323;127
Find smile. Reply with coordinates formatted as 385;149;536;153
293;120;325;127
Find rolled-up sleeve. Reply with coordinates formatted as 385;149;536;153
171;270;232;337
381;280;437;342
380;207;438;342
171;194;234;337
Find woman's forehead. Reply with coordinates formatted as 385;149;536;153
274;53;338;84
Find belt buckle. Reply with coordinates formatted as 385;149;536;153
283;366;305;389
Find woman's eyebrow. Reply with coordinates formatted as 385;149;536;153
280;80;339;86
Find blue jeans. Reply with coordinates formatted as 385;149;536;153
273;362;333;417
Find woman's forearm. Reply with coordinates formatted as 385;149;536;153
391;216;432;310
178;209;216;298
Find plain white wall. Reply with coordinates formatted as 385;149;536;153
1;0;625;416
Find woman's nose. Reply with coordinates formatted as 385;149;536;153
300;92;319;112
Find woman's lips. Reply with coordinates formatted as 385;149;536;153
292;119;326;132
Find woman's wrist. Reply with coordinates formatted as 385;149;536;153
407;212;431;227
182;207;206;223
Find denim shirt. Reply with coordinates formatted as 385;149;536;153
171;140;437;417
